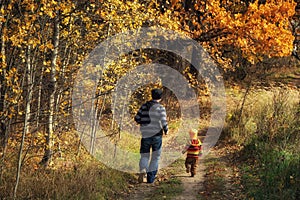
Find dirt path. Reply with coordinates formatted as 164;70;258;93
127;182;159;200
198;146;245;200
173;162;206;200
124;153;207;200
124;145;245;200
126;161;206;200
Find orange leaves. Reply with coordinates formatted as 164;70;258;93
186;0;296;63
3;67;22;110
60;1;74;15
25;2;37;12
0;7;5;22
215;0;296;63
39;41;54;51
98;0;182;35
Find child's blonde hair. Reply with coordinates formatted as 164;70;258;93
189;129;198;139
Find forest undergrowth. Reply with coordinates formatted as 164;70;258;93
221;86;300;200
0;85;299;200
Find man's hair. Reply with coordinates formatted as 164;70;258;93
151;89;163;100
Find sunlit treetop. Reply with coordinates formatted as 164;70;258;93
161;0;297;64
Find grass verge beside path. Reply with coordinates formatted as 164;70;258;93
224;86;300;200
0;161;134;200
198;145;245;200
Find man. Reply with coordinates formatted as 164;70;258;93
134;88;168;183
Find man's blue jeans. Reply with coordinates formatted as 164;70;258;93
139;135;162;183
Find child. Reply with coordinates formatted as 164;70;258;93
182;129;202;177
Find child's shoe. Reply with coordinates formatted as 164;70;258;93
191;171;196;177
186;166;190;173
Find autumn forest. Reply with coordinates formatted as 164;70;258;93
0;0;299;199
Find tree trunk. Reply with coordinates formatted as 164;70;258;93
0;4;8;150
0;12;8;183
89;98;99;155
40;12;60;166
13;45;33;199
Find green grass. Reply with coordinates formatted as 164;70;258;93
147;177;184;200
117;130;140;153
198;153;228;199
225;87;300;199
148;158;185;200
241;144;300;200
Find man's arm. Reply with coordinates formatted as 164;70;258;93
134;107;142;124
159;106;168;134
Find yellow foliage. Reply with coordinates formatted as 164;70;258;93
192;0;296;63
